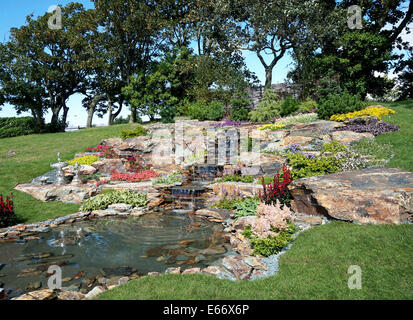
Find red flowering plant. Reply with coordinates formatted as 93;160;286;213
0;193;17;228
111;169;159;183
85;144;117;159
126;153;151;172
258;166;293;208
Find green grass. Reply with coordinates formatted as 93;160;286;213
98;221;413;300
367;99;413;172
0;124;138;223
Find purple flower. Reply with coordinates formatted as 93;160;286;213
333;121;400;137
286;144;300;153
215;120;245;127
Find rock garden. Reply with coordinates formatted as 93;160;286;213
1;105;412;301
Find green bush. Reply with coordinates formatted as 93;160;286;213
320;141;347;154
285;152;341;179
120;125;147;140
80;190;147;211
316;91;367;120
297;98;317;113
249;89;281;122
230;107;250;121
243;223;297;257
152;172;182;185
280;95;300;117
233;197;260;220
215;175;254;183
0;117;38;139
187;100;224;121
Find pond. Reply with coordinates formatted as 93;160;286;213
0;212;229;298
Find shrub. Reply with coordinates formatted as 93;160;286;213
80;190;147;211
248;223;297;257
215;175;254;183
316;91;367;120
285;152;341;179
258;166;293;207
230;107;250;121
0;193;17;228
152;172;182;185
120;125;147;140
111;169;159;183
280;95;300;117
67;155;100;166
241;201;297;257
333;121;400;136
187;100;224;121
330;106;395;122
211;199;241;210
249;89;282;122
320;141;347;154
258;123;286;131
233;197;260;220
0;117;38;139
297;98;317;113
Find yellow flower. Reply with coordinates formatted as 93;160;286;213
330;107;395;122
67;155;100;166
258;123;286;131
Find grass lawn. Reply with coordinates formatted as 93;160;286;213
368;100;413;172
0;99;412;299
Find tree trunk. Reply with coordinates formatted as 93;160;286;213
86;105;95;128
61;105;69;131
86;94;104;128
265;67;273;89
108;100;123;125
51;106;62;130
129;105;136;123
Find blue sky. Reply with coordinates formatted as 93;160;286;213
1;1;410;126
0;1;293;126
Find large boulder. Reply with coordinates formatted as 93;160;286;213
91;158;126;174
290;167;413;224
14;184;97;204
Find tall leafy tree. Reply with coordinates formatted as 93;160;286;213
92;0;165;123
290;0;413;99
236;0;333;88
0;3;95;130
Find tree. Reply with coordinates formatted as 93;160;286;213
289;0;413;99
237;0;332;88
92;0;164;124
122;47;194;123
0;3;95;131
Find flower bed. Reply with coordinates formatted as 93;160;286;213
333;121;400;136
67;155;100;166
111;169;159;183
330;106;395;121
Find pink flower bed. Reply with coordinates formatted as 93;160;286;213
111;169;159;183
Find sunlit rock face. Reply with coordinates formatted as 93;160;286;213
290;167;413;224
